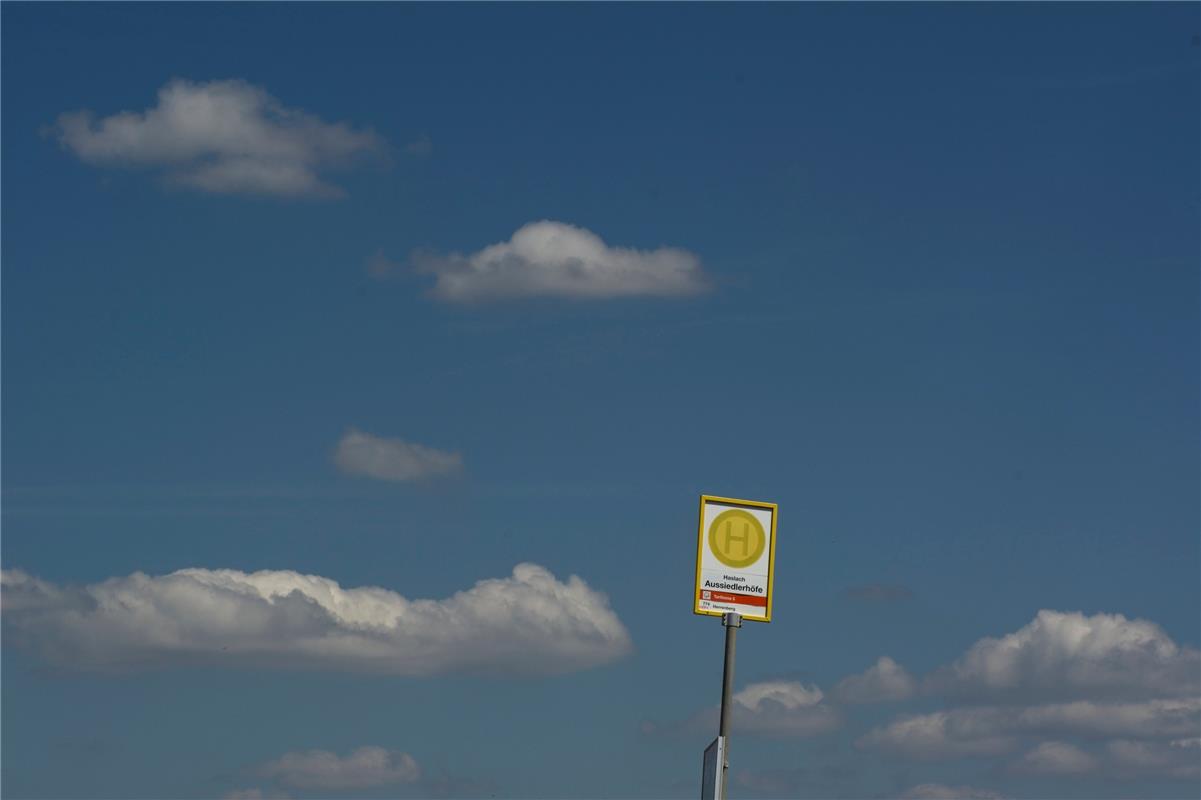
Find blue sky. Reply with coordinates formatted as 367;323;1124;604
2;4;1198;799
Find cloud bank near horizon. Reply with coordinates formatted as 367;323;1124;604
658;608;1198;789
856;610;1200;781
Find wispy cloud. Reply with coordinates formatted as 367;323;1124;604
404;134;432;157
1;564;632;676
1104;737;1200;780
1008;741;1100;776
734;764;858;797
222;789;288;800
858;698;1201;760
259;746;420;790
52;79;383;197
899;783;1007;799
411;220;709;303
223;790;267;800
857;710;1017;760
333;429;462;482
365;249;404;278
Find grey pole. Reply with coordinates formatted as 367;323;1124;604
718;612;741;799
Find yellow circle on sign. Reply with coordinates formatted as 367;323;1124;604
708;509;766;568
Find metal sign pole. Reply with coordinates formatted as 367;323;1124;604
718;612;741;799
695;496;775;800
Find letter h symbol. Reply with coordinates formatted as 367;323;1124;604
724;519;750;556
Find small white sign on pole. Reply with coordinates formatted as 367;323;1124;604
701;735;726;800
694;495;777;623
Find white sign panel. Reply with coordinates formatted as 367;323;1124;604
694;495;777;623
700;735;725;800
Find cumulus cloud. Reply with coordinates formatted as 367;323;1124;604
259;746;419;790
834;656;916;704
862;608;1200;773
899;784;1006;800
0;563;632;676
927;610;1200;701
1009;741;1100;775
51;79;383;197
333;429;462;482
412;220;709;302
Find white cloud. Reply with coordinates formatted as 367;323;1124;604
895;732;1200;782
927;610;1200;701
259;746;419;790
734;680;826;711
667;680;841;738
859;698;1200;760
1012;697;1201;739
52;79;382;197
1106;737;1200;780
333;429;462;482
412;220;709;302
863;609;1201;768
834;656;917;704
732;680;842;736
719;680;842;736
857;711;1017;760
1009;741;1100;775
899;784;1006;800
0;563;632;676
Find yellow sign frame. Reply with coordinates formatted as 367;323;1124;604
694;494;778;623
